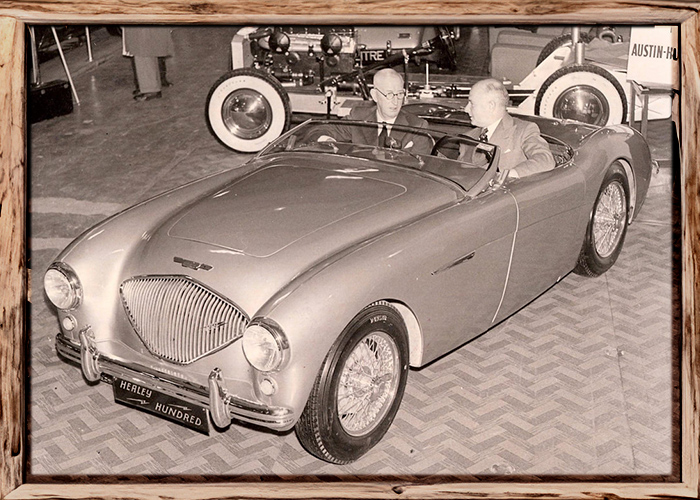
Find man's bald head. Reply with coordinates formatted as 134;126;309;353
373;68;404;90
371;68;406;122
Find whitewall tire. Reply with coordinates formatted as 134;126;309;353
535;64;627;126
206;68;291;152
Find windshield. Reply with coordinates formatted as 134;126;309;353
258;119;498;195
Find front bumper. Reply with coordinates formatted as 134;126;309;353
55;329;295;431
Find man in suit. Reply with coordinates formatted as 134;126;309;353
123;27;175;101
463;78;555;179
317;68;433;154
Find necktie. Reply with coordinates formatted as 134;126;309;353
478;127;495;167
378;123;388;147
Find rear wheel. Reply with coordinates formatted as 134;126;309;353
574;162;630;277
535;64;627;126
295;303;409;464
206;68;291;152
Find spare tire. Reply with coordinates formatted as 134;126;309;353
534;64;627;126
206;68;291;152
536;32;594;66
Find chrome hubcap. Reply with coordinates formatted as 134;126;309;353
553;84;610;125
221;89;272;139
593;180;626;258
337;331;400;436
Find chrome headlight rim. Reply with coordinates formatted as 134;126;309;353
44;262;83;311
242;318;289;373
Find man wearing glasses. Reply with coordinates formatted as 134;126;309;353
317;68;432;154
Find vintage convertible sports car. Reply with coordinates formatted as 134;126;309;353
45;109;651;463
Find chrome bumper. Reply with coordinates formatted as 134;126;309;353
56;329;295;430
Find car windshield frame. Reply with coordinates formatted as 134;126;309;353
257;118;500;198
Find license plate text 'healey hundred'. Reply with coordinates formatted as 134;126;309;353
113;378;210;434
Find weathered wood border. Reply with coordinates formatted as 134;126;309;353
1;2;698;499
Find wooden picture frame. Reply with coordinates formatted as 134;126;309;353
1;1;698;499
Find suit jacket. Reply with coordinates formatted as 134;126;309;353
123;27;174;58
467;113;555;177
319;106;433;155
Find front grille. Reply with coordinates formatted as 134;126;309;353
120;276;249;364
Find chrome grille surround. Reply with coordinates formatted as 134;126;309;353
120;275;249;365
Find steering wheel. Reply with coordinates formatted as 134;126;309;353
431;134;459;158
436;27;458;71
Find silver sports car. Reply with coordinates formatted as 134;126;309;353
45;110;651;463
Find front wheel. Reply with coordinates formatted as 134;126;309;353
574;162;630;277
206;68;291;152
295;303;409;464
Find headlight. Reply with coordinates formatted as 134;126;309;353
242;320;288;372
44;262;82;310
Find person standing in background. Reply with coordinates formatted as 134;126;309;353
123;27;174;101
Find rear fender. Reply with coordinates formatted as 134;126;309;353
579;125;652;220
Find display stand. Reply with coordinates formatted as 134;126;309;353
628;80;673;138
49;26;80;104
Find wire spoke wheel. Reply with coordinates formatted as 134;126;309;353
337;331;401;436
592;180;626;258
574;162;630;277
295;304;408;464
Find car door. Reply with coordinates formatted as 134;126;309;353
407;186;519;364
492;164;586;323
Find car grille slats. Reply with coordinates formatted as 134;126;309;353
120;276;249;364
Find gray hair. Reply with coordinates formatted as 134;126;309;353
474;78;509;107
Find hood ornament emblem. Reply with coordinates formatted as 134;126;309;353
174;256;213;271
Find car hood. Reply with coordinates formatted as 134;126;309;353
168;158;458;257
127;156;461;315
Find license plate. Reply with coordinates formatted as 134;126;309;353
113;378;210;434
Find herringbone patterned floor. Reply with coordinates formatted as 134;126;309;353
29;177;677;477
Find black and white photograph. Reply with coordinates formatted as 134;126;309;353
28;23;680;478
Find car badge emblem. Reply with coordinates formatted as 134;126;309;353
174;256;213;271
203;320;228;335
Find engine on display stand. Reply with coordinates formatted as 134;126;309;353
248;27;358;87
205;24;674;154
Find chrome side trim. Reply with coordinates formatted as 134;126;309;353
56;332;295;430
431;251;476;276
491;190;520;324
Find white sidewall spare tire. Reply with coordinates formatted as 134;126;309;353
535;64;627;126
206;68;291;153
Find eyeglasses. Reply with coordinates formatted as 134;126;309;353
374;88;406;101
